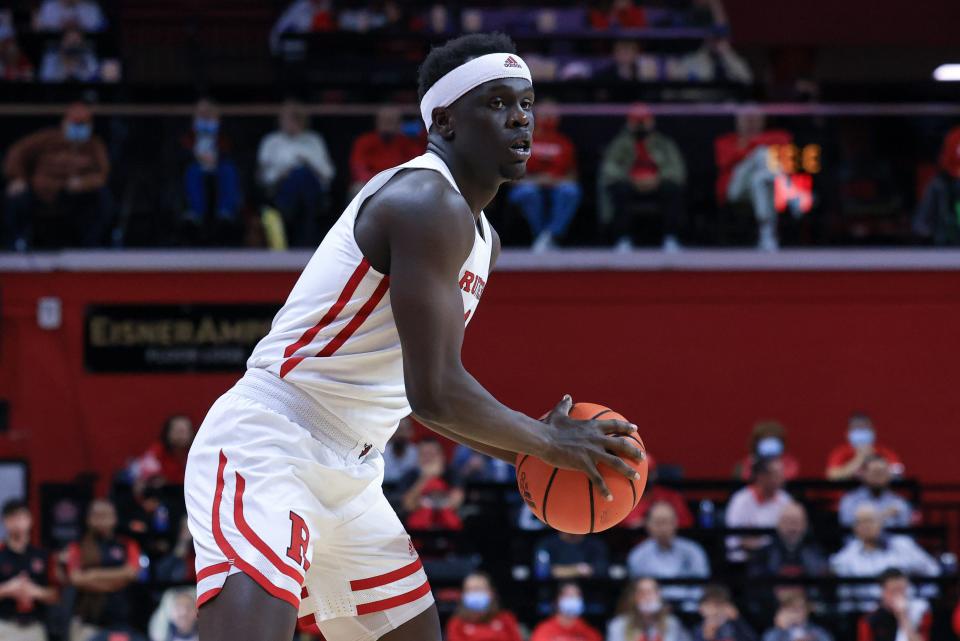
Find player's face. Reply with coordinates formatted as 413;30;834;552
450;77;534;181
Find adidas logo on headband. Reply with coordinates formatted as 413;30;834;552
504;56;522;68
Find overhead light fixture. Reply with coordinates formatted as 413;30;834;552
933;64;960;81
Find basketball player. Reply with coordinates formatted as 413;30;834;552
185;33;644;641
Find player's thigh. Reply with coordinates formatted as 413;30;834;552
199;572;296;641
379;603;442;641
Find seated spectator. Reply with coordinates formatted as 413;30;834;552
349;105;422;197
596;40;641;83
589;0;647;30
725;457;793;561
257;99;335;247
66;498;141;640
180;98;243;246
714;107;794;251
627;501;709;611
534;532;608;580
599;103;687;252
400;439;464;530
839;456;913;529
0;500;57;641
135;414;194;487
269;0;335;53
762;593;833;641
3;101;110;250
692;585;757;641
620;454;694;530
39;29;100;82
34;0;106;32
831;505;939;611
148;587;198;641
451;444;513;483
0;34;34;81
857;569;931;641
826;413;904;480
506;100;581;252
607;577;691;641
733;421;800;481
531;583;602;641
914;125;960;245
383;417;419;484
152;517;194;584
446;572;522;641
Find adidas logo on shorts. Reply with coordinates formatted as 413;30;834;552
503;56;521;68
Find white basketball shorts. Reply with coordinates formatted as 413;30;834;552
184;369;434;641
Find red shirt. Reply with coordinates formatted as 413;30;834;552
939;126;960;178
620;486;694;529
447;612;523;641
349;132;422;183
531;616;603;641
526;129;576;180
138;441;189;484
714;130;793;203
630;140;659;181
825;443;903;476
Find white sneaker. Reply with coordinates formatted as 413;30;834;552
532;231;555;253
662;235;681;253
615;237;633;253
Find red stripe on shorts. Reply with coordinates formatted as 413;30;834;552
211;450;301;610
349;558;423;591
196;561;231;581
279;258;372;377
197;587;221;608
233;472;305;585
355;580;432;616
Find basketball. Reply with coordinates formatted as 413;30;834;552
515;402;648;534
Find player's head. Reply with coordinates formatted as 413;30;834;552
418;32;534;182
1;499;31;542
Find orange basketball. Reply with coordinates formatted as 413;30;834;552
515;402;648;534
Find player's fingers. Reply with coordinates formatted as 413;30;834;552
552;394;573;417
594;418;637;435
604;436;646;462
585;464;614;502
600;453;643;481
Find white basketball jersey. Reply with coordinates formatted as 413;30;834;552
247;152;493;451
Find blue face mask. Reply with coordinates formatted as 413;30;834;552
462;590;491;612
194;117;219;136
64;122;91;142
849;428;875;448
558;595;584;618
756;437;784;457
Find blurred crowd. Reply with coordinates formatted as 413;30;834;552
2;410;958;641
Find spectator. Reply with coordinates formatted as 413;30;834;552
507;100;581;252
0;35;34;81
725;457;793;561
3;101;110;250
826;413;904;480
148;587;198;641
597;40;641;83
733;421;800;482
66;498;141;640
39;29;100;82
446;572;523;641
257;99;335;247
857;569;931;641
762;593;833;641
400;439;464;530
152;518;195;584
627;501;709;611
914;125;960;245
620;454;694;530
714;107;794;251
599;103;687;252
383;417;419;484
607;577;691;641
680;37;754;84
839;456;913;529
534;532;609;580
0;500;57;641
180;98;243;246
269;0;335;53
34;0;106;32
748;502;829;579
692;585;757;641
531;583;602;641
451;444;513;483
349;105;422;196
135;415;194;486
589;0;647;30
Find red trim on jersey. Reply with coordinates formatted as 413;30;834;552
233;472;305;585
197;562;231;581
349;558;423;591
355;580;432;615
211;450;301;610
298;613;324;636
316;275;390;357
197;587;222;608
279;258;372;377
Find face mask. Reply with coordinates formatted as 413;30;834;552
637;598;661;615
849;428;875;448
64;122;91;142
558;596;584;618
756;437;784;457
462;590;491;612
194;117;219;136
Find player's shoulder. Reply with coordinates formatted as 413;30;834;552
370;168;474;233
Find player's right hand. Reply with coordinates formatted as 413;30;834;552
540;394;645;502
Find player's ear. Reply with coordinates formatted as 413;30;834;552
432;107;455;140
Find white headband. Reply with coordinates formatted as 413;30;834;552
420;52;532;130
